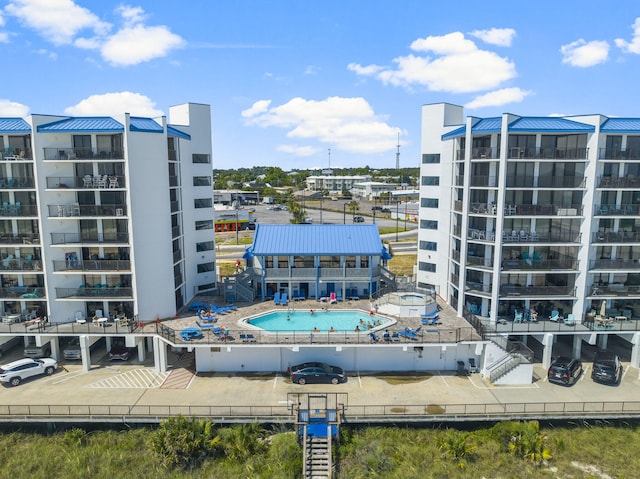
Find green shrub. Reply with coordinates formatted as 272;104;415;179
507;421;552;465
218;423;266;462
149;416;220;470
438;430;475;468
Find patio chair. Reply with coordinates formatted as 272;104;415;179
514;311;524;323
239;333;257;343
273;293;281;305
279;293;288;306
350;288;360;300
74;311;86;324
369;332;380;343
549;310;560;322
188;301;208;312
564;314;576;326
468;358;479;373
20;287;43;298
336;290;343;301
382;331;391;342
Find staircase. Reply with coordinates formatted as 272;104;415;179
303;426;332;478
222;270;255;302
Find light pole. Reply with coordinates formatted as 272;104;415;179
395;200;399;241
320;195;323;224
343;203;348;224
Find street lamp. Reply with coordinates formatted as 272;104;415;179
320;195;323;224
395;200;399;241
343;203;348;224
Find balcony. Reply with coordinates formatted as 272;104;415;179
43;147;124;161
595;204;639;216
470;147;498;159
51;259;131;272
465;282;493;294
590;284;640;297
258;267;378;281
56;286;133;299
506;176;585;188
46;175;125;190
469;175;498;187
598;176;640;188
0;233;39;245
1;148;32;161
593;231;640;243
47;204;127;218
0;286;45;299
500;284;575;297
501;258;578;271
0;177;34;189
508;147;588;160
0;204;37;217
50;232;129;245
467;255;493;269
504;204;583;216
599;148;640;160
590;258;640;271
0;257;42;271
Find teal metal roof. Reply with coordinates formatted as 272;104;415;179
167;125;191;140
509;117;594;133
0;118;31;133
37;117;124;133
601;118;640;133
442;117;501;140
249;224;385;256
129;117;163;133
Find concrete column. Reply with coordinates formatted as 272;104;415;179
153;336;167;372
597;334;608;350
49;337;60;361
572;335;583;358
630;332;640;368
541;333;554;369
521;335;528;346
137;340;145;362
80;335;91;372
146;336;153;353
105;336;112;352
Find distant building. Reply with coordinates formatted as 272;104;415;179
350;181;398;200
305;174;371;194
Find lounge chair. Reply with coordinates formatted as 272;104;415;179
336;291;343;301
273;293;281;305
279;293;288;306
188;301;208;312
196;321;217;330
350;288;360;300
421;316;439;325
180;327;203;341
549;310;560;322
398;328;418;340
369;332;380;343
210;304;234;314
197;312;216;323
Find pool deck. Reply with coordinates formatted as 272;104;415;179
148;295;481;346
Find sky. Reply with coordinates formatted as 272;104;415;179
2;1;640;171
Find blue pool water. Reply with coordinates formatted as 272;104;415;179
245;309;395;332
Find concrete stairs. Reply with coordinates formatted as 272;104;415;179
304;432;332;478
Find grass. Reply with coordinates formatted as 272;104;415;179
387;254;416;277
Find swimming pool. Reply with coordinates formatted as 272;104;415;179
243;309;396;333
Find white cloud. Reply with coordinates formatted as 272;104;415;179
36;48;57;60
276;144;321;157
465;87;533;109
243;96;404;155
469;28;516;47
115;5;146;26
350;31;516;93
100;24;185;67
304;65;321;75
4;0;110;45
0;99;29;116
615;17;640;54
64;91;163;117
560;39;609;67
0;32;8;43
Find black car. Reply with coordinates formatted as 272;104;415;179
591;351;623;385
289;362;347;385
108;344;130;361
548;357;583;386
353;216;365;223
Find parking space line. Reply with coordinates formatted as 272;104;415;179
43;369;86;385
357;372;362;388
273;374;279;389
580;366;589;382
437;371;449;386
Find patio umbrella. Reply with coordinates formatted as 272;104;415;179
600;300;607;317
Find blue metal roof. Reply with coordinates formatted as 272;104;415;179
167;125;191;140
37;117;124;133
509;117;594;133
601;118;640;133
250;224;385;256
0;118;31;134
129;117;163;133
441;117;501;140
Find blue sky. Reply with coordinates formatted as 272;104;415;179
2;1;640;171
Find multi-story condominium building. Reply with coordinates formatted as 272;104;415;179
0;102;214;325
350;181;398;200
305;175;371;194
418;102;640;367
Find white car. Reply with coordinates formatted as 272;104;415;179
0;357;57;387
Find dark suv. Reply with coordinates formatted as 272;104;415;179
591;351;622;385
548;357;583;386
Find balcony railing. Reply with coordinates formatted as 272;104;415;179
508;147;588;160
467;255;493;268
0;233;39;245
506;176;586;188
0;204;37;217
50;232;129;245
0;177;34;189
465;282;493;294
590;284;640;296
504;204;583;216
593;231;640;243
598;176;640;188
470;147;498;159
47;204;127;218
501;258;578;271
500;285;575;297
43;147;124;161
258;267;378;280
51;259;131;272
1;148;32;160
590;258;640;270
0;286;45;299
502;230;581;243
46;175;125;189
453;200;463;213
595;204;639;216
0;258;43;271
599;148;640;160
56;286;133;299
469;175;498;187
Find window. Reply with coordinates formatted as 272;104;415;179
195;220;213;230
197;282;216;292
196;241;214;252
419;262;436;272
421;198;439;208
193;176;211;187
422;154;440;164
197;262;215;273
422;176;440;186
420;220;438;230
192;154;211;164
420;241;437;251
194;198;212;208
